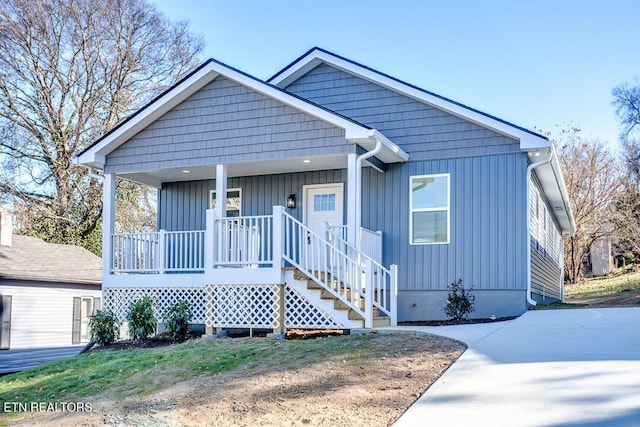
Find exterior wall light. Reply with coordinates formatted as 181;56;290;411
286;194;296;209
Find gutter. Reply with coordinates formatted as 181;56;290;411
548;144;576;234
525;148;552;306
354;131;384;249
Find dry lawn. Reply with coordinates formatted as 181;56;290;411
13;332;464;427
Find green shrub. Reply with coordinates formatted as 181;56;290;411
443;279;476;321
88;309;119;345
126;296;157;341
163;300;193;341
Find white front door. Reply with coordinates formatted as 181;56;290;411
304;183;344;238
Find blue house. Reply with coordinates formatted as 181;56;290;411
76;48;574;331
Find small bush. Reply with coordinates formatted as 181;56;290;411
163;300;193;341
443;279;476;321
88;309;119;345
126;296;157;341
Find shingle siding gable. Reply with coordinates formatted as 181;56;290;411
285;64;521;160
105;76;351;174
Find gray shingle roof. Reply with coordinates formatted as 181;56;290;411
0;235;101;285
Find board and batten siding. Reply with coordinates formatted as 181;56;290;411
0;281;101;349
362;152;529;292
284;64;521;160
159;152;529;293
529;175;564;301
105;76;352;174
159;169;349;231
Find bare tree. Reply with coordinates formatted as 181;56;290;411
613;80;640;264
0;0;203;253
613;79;640;139
554;126;623;283
612;138;640;263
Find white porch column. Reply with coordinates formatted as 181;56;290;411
346;153;358;246
102;173;116;279
215;164;227;218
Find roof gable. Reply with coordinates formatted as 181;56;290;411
269;47;550;151
76;58;407;170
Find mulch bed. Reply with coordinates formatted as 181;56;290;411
88;317;518;351
400;315;518;326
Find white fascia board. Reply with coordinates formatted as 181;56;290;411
271;49;550;150
76;67;221;168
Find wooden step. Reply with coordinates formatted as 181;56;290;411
347;309;382;320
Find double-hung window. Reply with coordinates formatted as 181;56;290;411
410;174;450;244
210;188;242;217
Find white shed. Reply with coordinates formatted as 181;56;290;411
0;212;102;350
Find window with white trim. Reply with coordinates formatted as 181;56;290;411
410;174;450;244
209;188;242;217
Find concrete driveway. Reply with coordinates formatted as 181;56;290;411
392;308;640;427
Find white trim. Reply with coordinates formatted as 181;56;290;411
409;173;450;245
270;49;551;151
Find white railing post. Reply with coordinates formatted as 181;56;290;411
205;209;215;271
157;229;166;274
272;206;284;269
365;258;374;328
390;264;398;326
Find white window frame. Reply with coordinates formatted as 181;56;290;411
409;173;450;245
209;188;242;216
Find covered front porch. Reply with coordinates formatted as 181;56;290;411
101;155;403;331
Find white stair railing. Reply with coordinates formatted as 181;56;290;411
326;229;397;327
282;212;366;320
283;211;398;327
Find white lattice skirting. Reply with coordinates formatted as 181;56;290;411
205;284;344;329
103;287;207;323
104;285;346;330
206;284;280;329
284;286;343;329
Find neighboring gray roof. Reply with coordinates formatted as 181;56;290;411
0;235;101;285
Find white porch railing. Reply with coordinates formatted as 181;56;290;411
215;215;273;267
112;230;205;273
109;206;397;327
112;232;159;273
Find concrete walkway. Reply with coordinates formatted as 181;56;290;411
0;346;83;374
391;308;640;427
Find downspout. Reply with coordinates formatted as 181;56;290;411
355;134;383;249
525;148;552;306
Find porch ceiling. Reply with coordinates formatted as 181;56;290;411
118;154;353;187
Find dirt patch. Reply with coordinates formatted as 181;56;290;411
18;333;464;427
565;289;640;307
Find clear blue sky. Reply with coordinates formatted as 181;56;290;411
153;0;640;146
